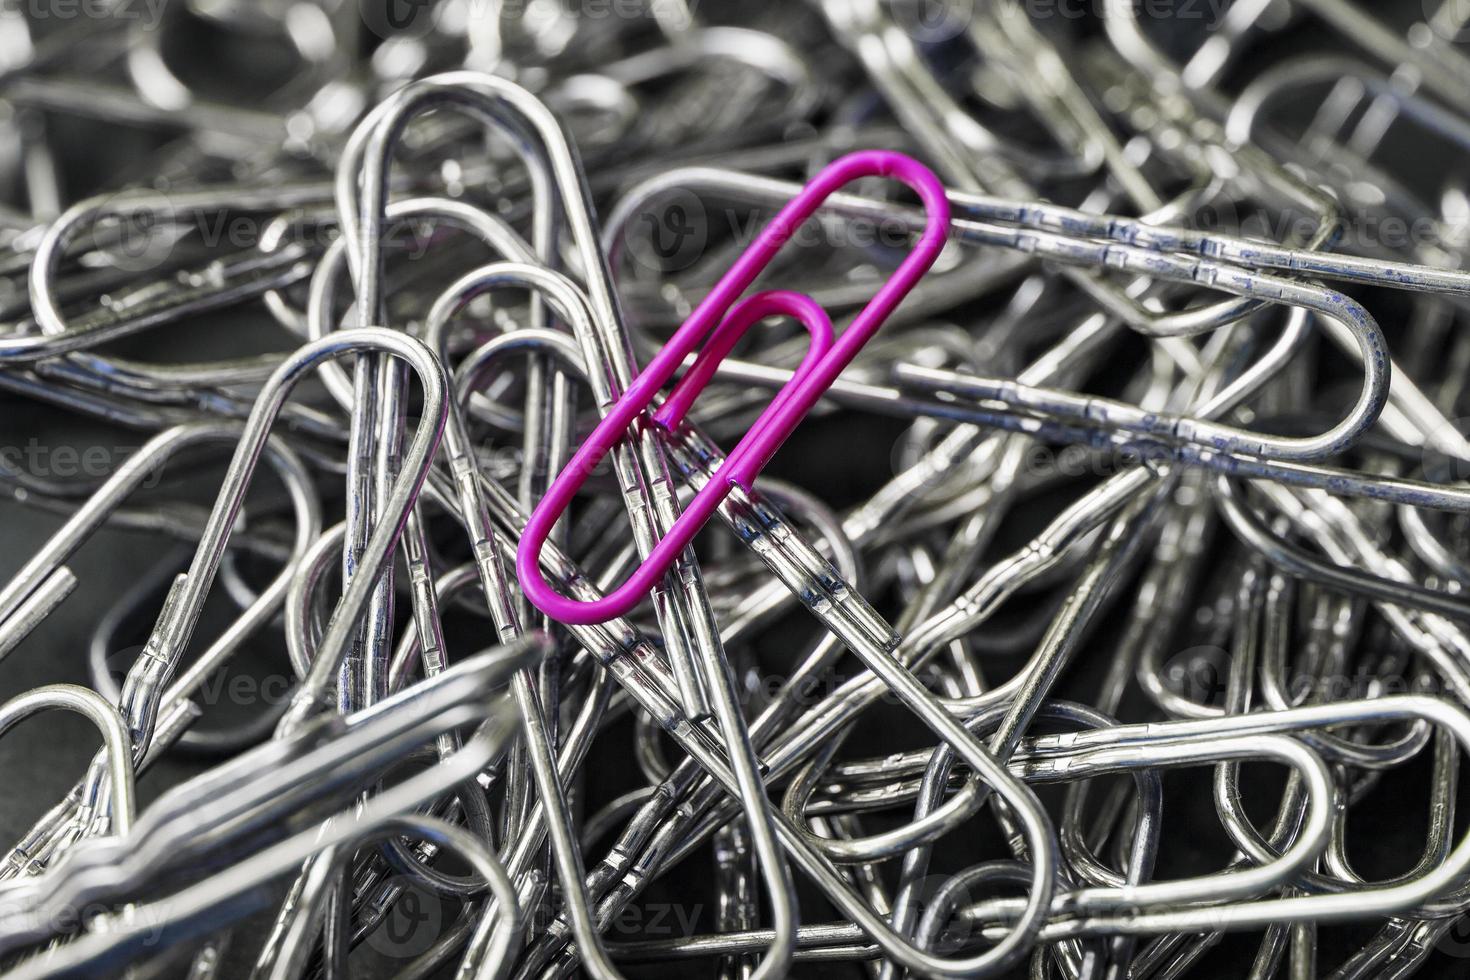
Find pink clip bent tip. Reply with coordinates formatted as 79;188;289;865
516;150;951;625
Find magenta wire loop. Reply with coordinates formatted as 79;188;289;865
516;150;951;625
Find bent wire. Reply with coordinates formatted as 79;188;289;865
8;7;1470;980
517;150;951;625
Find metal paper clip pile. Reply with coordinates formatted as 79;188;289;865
6;1;1470;977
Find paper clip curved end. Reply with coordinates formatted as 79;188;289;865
516;512;603;626
518;151;951;628
824;149;952;250
654;288;835;433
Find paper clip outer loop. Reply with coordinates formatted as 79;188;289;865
517;150;952;625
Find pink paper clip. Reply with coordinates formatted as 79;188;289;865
516;150;951;625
